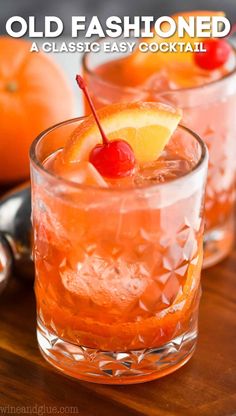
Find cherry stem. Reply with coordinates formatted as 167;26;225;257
76;75;109;145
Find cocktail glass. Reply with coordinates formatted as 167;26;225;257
30;116;207;384
83;38;236;267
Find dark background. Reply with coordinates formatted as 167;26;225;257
0;0;235;35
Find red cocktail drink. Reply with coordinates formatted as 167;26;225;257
31;100;207;383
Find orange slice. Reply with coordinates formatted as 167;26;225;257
175;244;203;306
125;11;225;85
62;102;182;164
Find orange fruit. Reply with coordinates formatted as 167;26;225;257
62;102;182;165
0;36;75;184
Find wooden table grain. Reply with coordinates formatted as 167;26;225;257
0;245;235;415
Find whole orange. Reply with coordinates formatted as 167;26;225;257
0;36;75;184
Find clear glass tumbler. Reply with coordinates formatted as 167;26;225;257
30;118;208;384
83;39;236;267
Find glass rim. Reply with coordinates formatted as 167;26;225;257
30;116;208;194
82;37;236;95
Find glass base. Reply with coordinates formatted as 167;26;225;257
37;321;197;384
203;216;234;269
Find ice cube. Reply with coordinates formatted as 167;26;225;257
59;161;108;188
134;159;191;187
60;255;150;310
144;70;178;93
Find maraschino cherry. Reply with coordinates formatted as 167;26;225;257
194;38;232;70
76;75;136;178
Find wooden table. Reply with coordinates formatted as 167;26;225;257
0;248;235;416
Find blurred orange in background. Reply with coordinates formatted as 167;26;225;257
0;36;75;185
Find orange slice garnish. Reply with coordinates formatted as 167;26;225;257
62;102;182;165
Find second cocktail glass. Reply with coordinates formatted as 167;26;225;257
83;38;236;267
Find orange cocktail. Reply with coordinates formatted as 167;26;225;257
82;11;236;267
31;100;208;384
